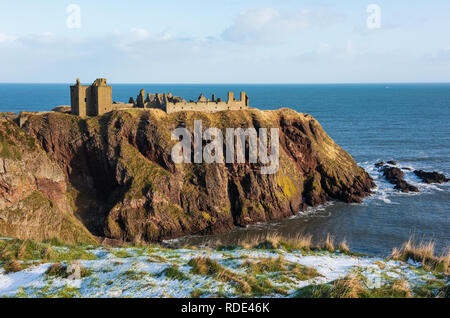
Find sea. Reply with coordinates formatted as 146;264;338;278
0;83;449;256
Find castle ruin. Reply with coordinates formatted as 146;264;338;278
70;78;113;116
70;78;250;116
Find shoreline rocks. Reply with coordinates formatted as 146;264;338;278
414;170;449;184
375;160;449;193
380;166;419;193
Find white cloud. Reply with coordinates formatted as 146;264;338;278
221;7;343;44
129;28;150;41
0;33;18;44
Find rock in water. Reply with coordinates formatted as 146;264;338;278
3;108;375;243
381;166;419;193
394;180;420;193
414;170;449;184
375;162;385;168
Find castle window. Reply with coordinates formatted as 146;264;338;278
85;98;87;102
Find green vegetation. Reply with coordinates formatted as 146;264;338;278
46;262;92;279
190;289;206;298
188;256;225;276
147;255;167;263
188;256;288;297
0;239;97;266
0;236;447;298
294;274;413;298
413;279;449;298
50;285;81;298
111;249;133;258
241;256;321;281
120;269;148;281
2;260;23;274
157;265;188;281
0;120;36;160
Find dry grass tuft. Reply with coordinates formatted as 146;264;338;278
338;239;350;253
241;256;321;281
46;263;66;277
3;260;23;274
321;234;335;252
390;238;449;274
328;274;365;298
45;261;91;278
295;274;413;298
391;279;412;298
188;256;225;276
206;232;353;254
215;233;313;251
188;256;288;296
241;256;288;274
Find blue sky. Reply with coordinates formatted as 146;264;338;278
0;0;449;83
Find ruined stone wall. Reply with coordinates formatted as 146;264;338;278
165;100;248;114
111;103;134;110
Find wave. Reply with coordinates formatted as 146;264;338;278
297;201;335;218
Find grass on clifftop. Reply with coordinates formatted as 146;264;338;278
294;274;413;298
0;239;97;269
390;238;449;274
0;236;448;298
188;256;290;296
208;233;355;255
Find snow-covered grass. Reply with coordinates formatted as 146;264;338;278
0;238;448;298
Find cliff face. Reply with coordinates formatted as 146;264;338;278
0;119;96;244
2;108;373;243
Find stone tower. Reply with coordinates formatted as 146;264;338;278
70;79;89;116
70;78;112;116
91;78;113;115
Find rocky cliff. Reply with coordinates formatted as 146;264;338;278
0;118;96;244
0;108;374;243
